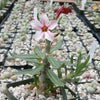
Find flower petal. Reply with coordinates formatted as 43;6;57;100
40;13;49;26
30;20;42;30
48;20;57;30
34;31;44;41
45;31;54;41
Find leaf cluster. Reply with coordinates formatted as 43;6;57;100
10;40;90;100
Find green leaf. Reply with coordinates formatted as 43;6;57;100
34;47;44;58
83;55;90;67
50;86;59;91
75;56;90;74
68;66;87;79
58;17;62;24
71;78;80;83
75;56;90;73
10;53;39;59
37;13;40;21
58;68;62;78
46;69;64;87
66;73;75;80
44;78;53;86
64;63;67;76
45;86;51;93
70;55;74;74
75;68;88;76
50;39;63;52
32;64;44;76
67;55;90;79
65;61;76;66
14;69;32;75
47;56;61;69
77;53;82;67
33;75;39;88
10;53;40;64
14;65;44;76
61;87;67;100
23;59;40;64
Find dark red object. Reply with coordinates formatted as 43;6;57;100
62;7;72;14
54;7;72;14
30;17;34;20
54;33;60;37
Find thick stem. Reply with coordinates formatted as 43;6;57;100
45;39;50;53
38;40;51;94
43;40;50;68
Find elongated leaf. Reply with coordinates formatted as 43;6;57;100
47;56;61;69
10;53;39;59
83;55;90;67
76;69;88;76
50;39;63;52
58;68;62;78
34;47;44;58
34;75;39;88
31;65;44;76
61;87;67;100
14;69;32;75
77;53;81;67
10;53;40;64
22;59;39;64
70;55;74;74
37;13;40;21
46;69;64;87
75;56;90;75
58;17;62;24
14;65;44;76
48;56;75;69
65;61;76;66
67;73;77;80
71;78;80;83
64;63;67;76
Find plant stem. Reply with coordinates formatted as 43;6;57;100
38;40;51;94
45;39;51;53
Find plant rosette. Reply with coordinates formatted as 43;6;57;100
6;8;90;100
85;80;100;94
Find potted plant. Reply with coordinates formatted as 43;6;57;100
6;5;90;100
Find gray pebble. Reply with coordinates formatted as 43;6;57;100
47;97;54;100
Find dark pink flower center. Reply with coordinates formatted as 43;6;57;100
42;26;48;32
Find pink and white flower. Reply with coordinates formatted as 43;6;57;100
30;13;57;41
